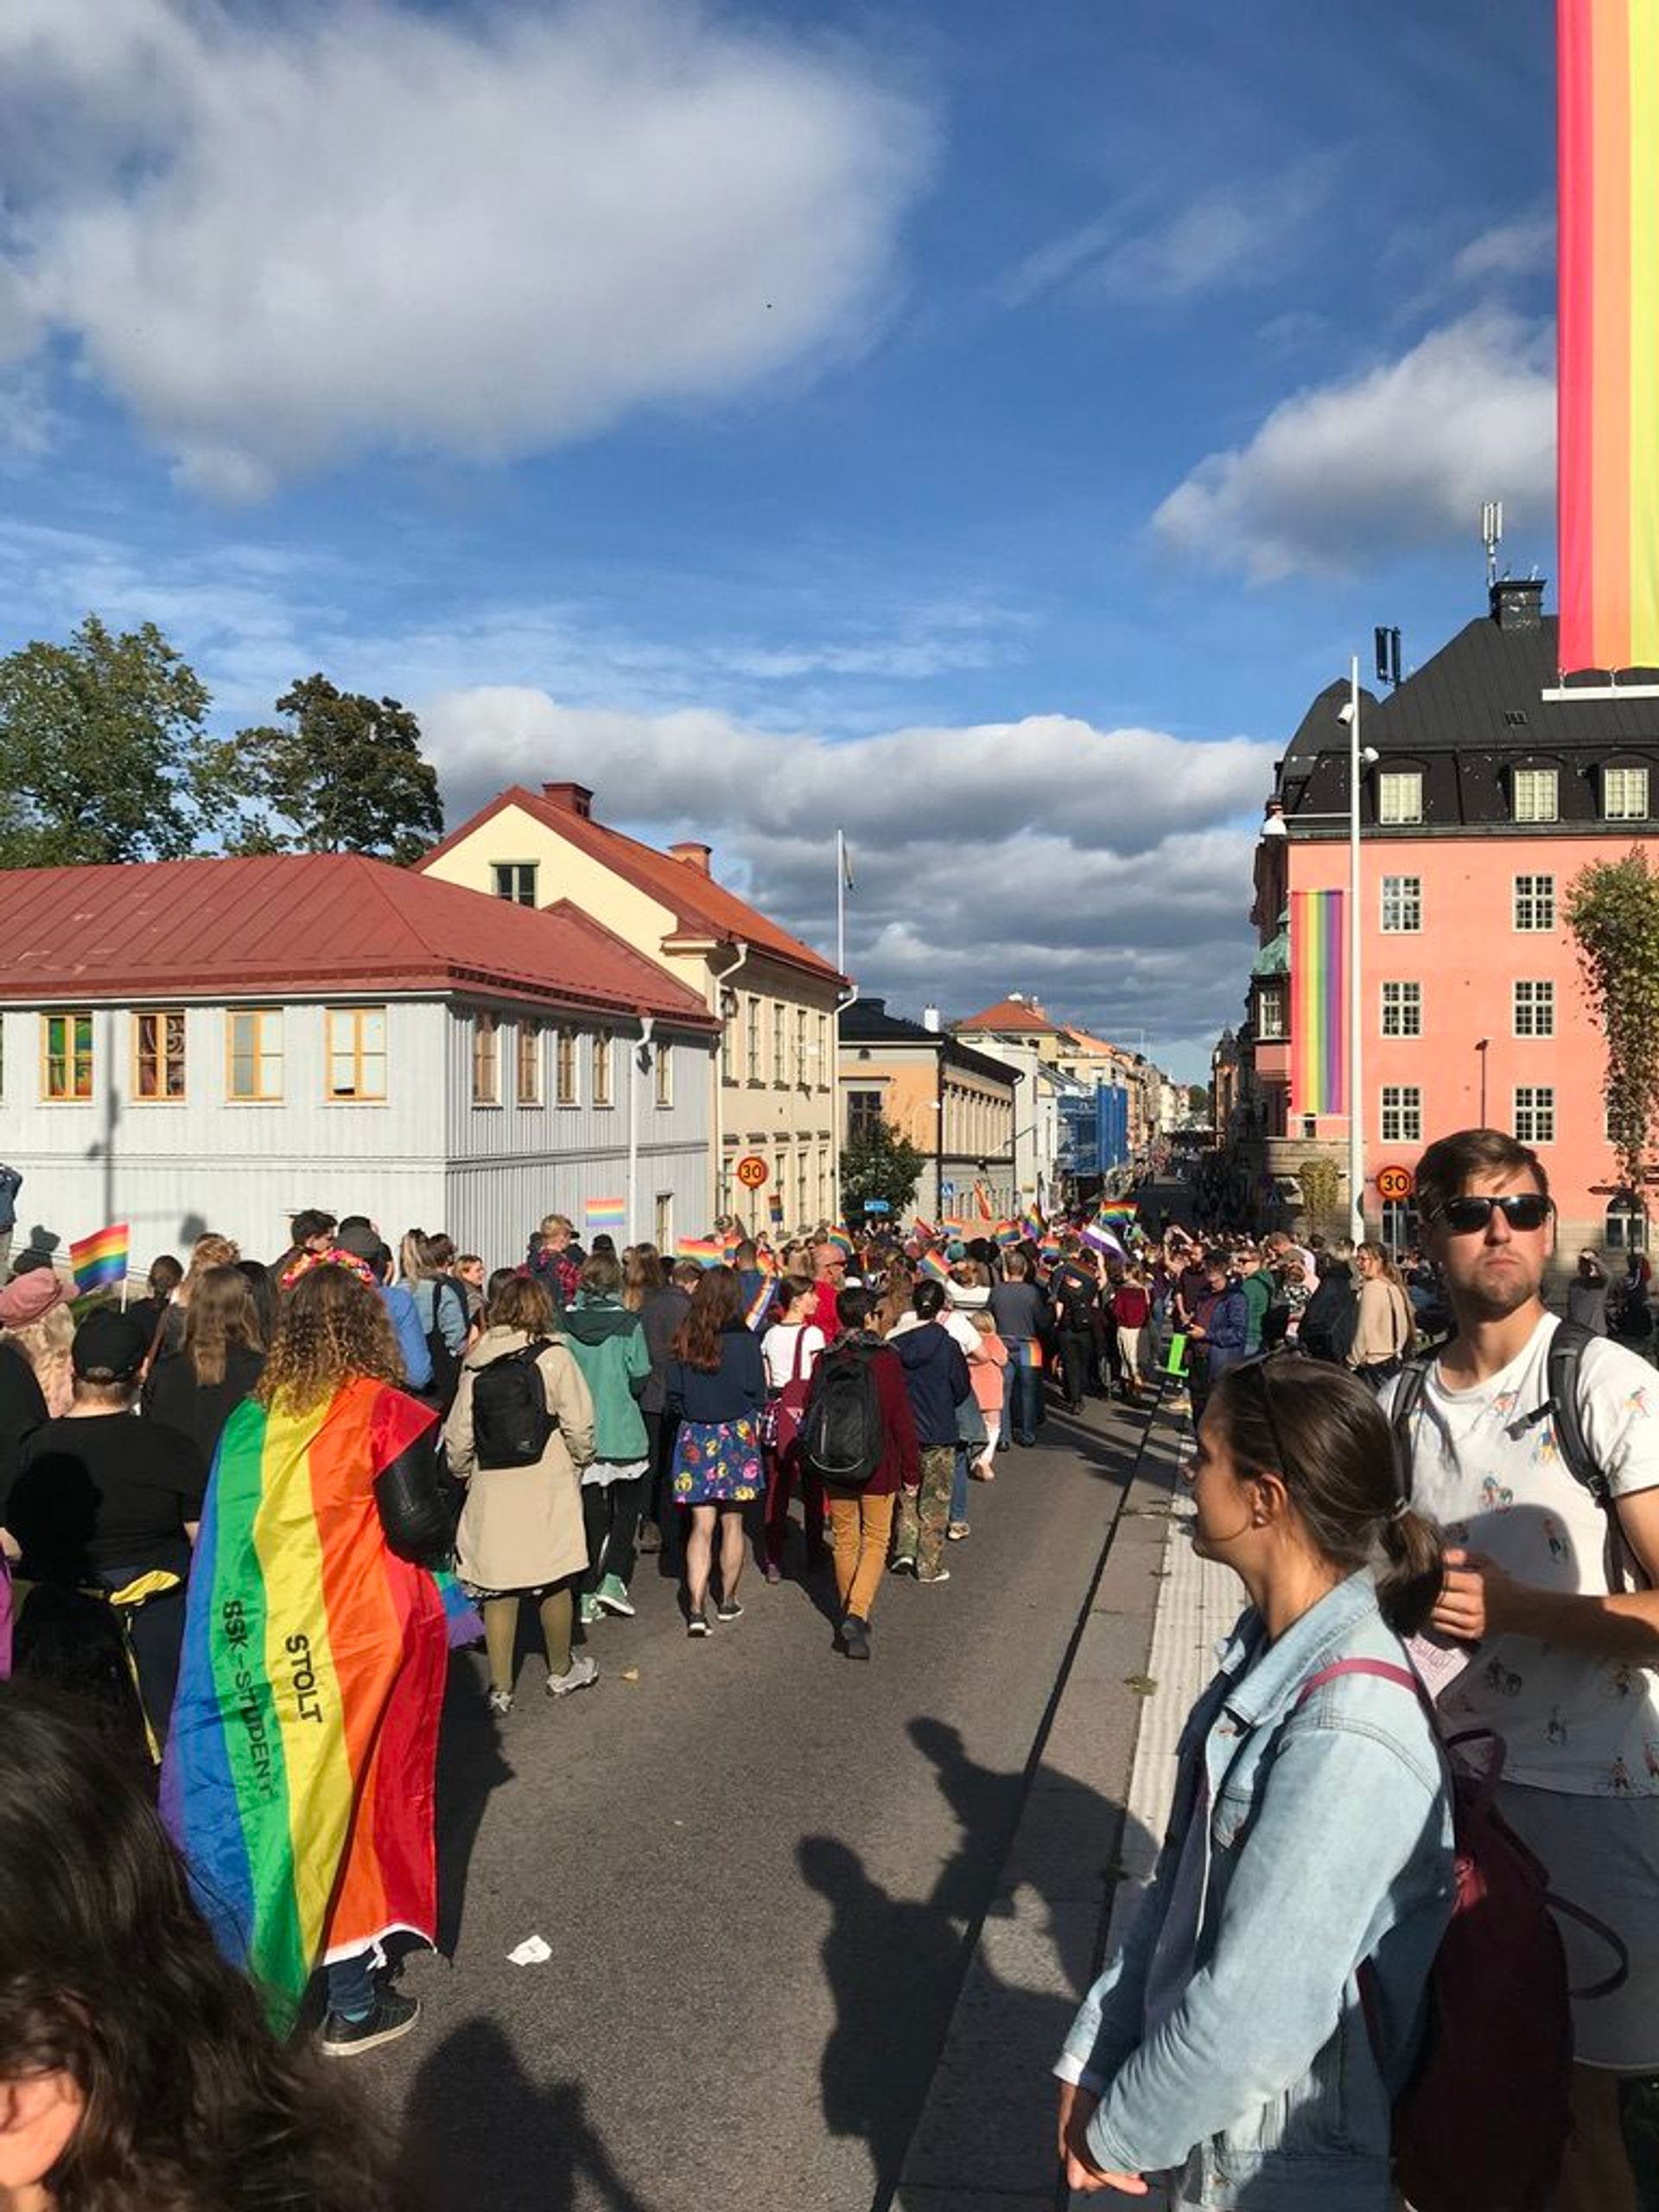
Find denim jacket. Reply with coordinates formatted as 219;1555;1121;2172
1057;1570;1455;2210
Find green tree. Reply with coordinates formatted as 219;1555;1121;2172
1185;1083;1211;1120
840;1117;925;1224
0;615;218;867
1298;1154;1342;1235
217;675;444;866
1567;849;1659;1185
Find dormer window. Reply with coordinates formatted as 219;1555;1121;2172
1512;766;1559;823
1604;765;1650;821
1377;769;1422;825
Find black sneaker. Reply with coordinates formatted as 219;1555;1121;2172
715;1597;744;1623
841;1615;872;1661
687;1611;711;1637
321;1990;421;2058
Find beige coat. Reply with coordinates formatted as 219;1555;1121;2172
443;1327;596;1592
1348;1276;1413;1370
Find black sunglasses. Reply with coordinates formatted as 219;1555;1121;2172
1238;1355;1294;1480
1433;1193;1552;1236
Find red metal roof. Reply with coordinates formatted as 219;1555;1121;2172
421;785;845;986
0;854;717;1025
954;996;1057;1034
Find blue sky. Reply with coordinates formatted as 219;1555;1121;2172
0;1;1560;1077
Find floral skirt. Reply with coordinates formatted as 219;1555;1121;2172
671;1417;764;1506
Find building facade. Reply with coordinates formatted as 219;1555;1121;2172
421;782;846;1228
1238;579;1659;1251
0;854;715;1274
838;999;1020;1222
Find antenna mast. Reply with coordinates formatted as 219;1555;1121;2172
1482;499;1504;588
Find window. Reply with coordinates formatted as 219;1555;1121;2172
1604;766;1650;821
795;1008;809;1084
1606;1195;1649;1252
1514;874;1556;931
1381;875;1421;932
847;1088;884;1142
720;1014;736;1084
655;1040;672;1109
654;1192;674;1250
1513;766;1559;823
818;1013;830;1090
473;1012;499;1105
746;995;762;1080
1255;981;1287;1040
772;1004;786;1082
516;1020;542;1106
133;1010;187;1101
326;1007;386;1100
1381;981;1422;1038
492;862;537;906
1514;1085;1555;1143
226;1009;282;1102
592;1029;613;1108
556;1026;579;1106
1381;1197;1417;1252
1513;980;1555;1039
1380;1084;1422;1143
1377;770;1423;825
42;1011;93;1101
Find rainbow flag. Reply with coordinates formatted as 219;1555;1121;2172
1020;1207;1045;1243
767;1192;785;1226
993;1219;1022;1249
1290;888;1346;1117
825;1228;855;1262
743;1276;776;1332
919;1250;952;1284
1559;0;1659;671
677;1236;726;1268
973;1181;995;1222
1097;1201;1138;1228
161;1380;479;2019
1039;1236;1063;1266
70;1221;129;1294
584;1196;626;1234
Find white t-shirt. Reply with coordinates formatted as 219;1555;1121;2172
1384;1314;1659;1795
761;1321;824;1393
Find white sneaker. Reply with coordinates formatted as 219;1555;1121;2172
487;1688;513;1716
547;1653;599;1698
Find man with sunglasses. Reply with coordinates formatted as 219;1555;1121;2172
1385;1128;1659;2212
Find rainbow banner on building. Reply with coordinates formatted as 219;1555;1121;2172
583;1196;626;1235
70;1221;129;1294
1290;889;1346;1116
1558;0;1659;673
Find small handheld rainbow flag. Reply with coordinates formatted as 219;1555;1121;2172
1020;1207;1045;1243
1097;1201;1138;1228
584;1196;626;1235
677;1236;727;1268
825;1228;855;1262
911;1217;936;1242
993;1219;1022;1249
70;1222;129;1294
919;1250;951;1284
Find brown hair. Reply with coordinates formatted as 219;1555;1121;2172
1210;1361;1443;1634
179;1234;239;1306
257;1264;403;1412
623;1244;664;1310
671;1266;741;1370
579;1252;622;1299
486;1275;557;1338
181;1265;265;1389
1001;1249;1033;1282
1415;1128;1550;1225
776;1273;816;1315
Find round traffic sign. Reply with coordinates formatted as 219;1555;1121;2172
1376;1164;1414;1203
735;1154;770;1190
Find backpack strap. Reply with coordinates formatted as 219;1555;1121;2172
1388;1356;1434;1500
1544;1320;1608;1507
1296;1656;1431;1714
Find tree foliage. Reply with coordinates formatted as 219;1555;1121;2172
1185;1083;1211;1120
215;674;444;866
1298;1154;1342;1234
839;1117;925;1224
1567;849;1659;1185
0;616;218;867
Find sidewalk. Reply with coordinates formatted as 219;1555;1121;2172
893;1400;1235;2209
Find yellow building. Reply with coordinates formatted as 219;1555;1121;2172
422;783;846;1226
839;998;1020;1221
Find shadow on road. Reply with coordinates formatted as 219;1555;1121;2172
398;2016;659;2212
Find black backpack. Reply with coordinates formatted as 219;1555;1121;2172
1054;1267;1097;1327
472;1340;559;1469
800;1344;886;1488
422;1278;467;1413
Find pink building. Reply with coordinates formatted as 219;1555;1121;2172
1238;578;1658;1253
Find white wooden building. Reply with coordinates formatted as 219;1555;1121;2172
0;853;717;1274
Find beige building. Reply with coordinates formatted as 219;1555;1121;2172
839;998;1019;1222
954;994;1166;1160
422;782;846;1227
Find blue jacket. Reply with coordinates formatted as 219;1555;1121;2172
664;1324;766;1426
1058;1571;1454;2209
893;1321;973;1447
1197;1282;1250;1376
380;1282;433;1392
0;1166;19;1234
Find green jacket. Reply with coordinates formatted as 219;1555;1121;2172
1239;1268;1273;1355
561;1296;652;1461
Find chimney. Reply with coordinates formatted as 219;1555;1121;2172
922;1003;941;1032
1007;990;1024;1004
542;781;594;818
1490;578;1544;633
669;841;713;875
864;997;886;1016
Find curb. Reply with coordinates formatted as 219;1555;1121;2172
891;1401;1189;2210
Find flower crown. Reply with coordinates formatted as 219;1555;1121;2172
279;1247;378;1292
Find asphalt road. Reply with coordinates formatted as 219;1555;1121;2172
367;1392;1151;2212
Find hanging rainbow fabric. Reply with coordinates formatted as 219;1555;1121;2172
1558;0;1659;672
1290;890;1346;1116
583;1196;626;1235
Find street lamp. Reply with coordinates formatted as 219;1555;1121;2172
1337;661;1379;1244
1476;1038;1491;1127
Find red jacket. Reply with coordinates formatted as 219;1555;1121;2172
1111;1284;1151;1329
818;1332;918;1497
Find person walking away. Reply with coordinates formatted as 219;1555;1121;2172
333;1226;434;1394
664;1268;766;1636
162;1257;466;2056
1567;1249;1611;1337
808;1241;849;1339
398;1231;468;1414
760;1275;827;1581
1384;1128;1659;2211
802;1286;918;1659
560;1254;652;1625
8;1309;206;1748
1185;1251;1249;1427
638;1256;696;1562
1347;1241;1414;1389
734;1240;777;1333
1050;1242;1101;1414
1298;1237;1358;1365
142;1264;266;1463
1055;1360;1454;2206
444;1273;598;1711
890;1281;972;1586
965;1308;1007;1478
1110;1270;1151;1404
990;1249;1051;1446
126;1252;184;1346
890;1282;982;1538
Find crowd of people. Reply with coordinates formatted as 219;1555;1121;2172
0;1134;1655;2210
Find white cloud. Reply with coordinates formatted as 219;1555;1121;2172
0;0;930;494
1451;215;1554;288
1152;309;1555;581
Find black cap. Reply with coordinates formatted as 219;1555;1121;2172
335;1222;390;1273
72;1308;151;1382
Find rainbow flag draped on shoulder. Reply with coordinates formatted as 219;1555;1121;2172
162;1377;477;2019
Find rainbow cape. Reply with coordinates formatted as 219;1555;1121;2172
162;1378;478;2019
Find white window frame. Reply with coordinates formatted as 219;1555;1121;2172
1380;1084;1422;1144
1255;980;1287;1040
1380;981;1422;1039
1513;874;1556;932
1380;876;1422;933
1513;766;1559;823
1513;979;1555;1039
1377;770;1423;825
1514;1085;1556;1143
1604;765;1650;822
491;861;538;906
226;1008;283;1104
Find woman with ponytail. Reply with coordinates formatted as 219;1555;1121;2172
1055;1360;1456;2209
